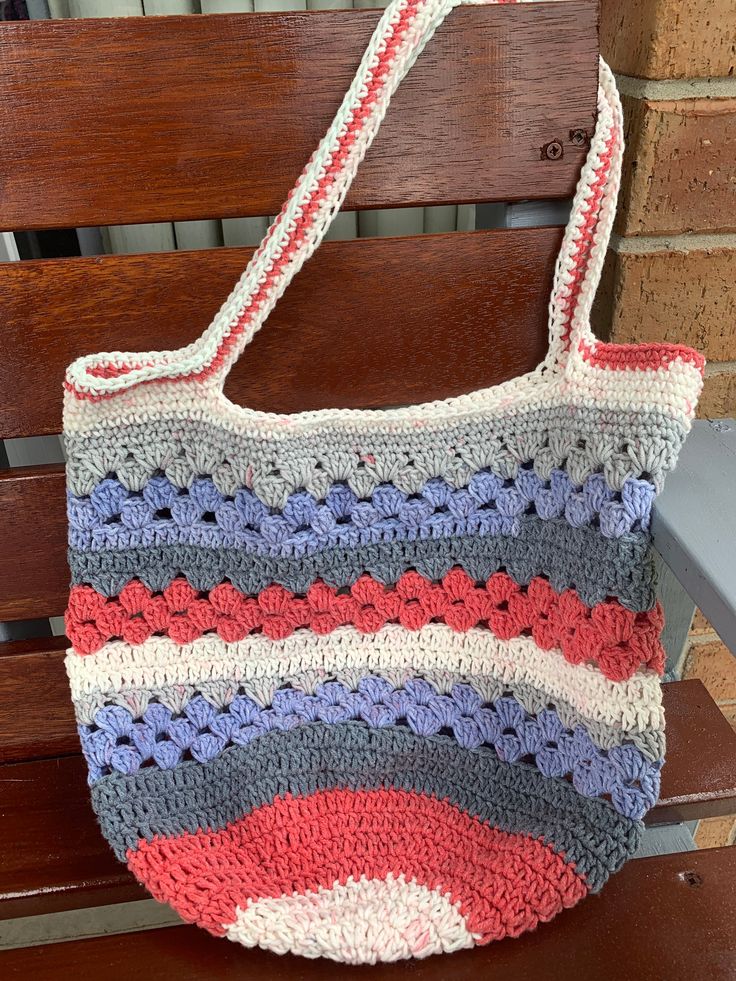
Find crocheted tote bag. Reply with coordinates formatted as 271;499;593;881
63;0;704;965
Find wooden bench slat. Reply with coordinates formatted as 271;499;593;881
0;225;563;623
0;465;66;622
0;755;146;921
4;847;736;979
0;5;597;232
1;679;734;919
0;638;71;764
649;680;736;825
0;226;558;439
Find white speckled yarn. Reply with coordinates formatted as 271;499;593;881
224;875;477;963
65;628;665;739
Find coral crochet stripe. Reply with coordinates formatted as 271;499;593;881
61;0;703;965
127;788;588;943
65;570;665;681
580;339;706;374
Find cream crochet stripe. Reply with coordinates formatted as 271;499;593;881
223;876;477;962
65;625;665;736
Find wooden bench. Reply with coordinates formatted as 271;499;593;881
1;2;735;975
6;848;736;979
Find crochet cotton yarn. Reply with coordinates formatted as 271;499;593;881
63;0;703;965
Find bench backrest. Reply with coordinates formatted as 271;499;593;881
0;1;598;763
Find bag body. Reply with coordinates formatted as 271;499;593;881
63;0;703;964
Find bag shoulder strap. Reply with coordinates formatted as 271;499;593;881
66;0;623;400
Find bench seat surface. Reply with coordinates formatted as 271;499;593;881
3;847;735;981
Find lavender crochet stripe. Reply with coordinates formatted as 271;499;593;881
68;519;656;612
67;469;655;555
91;722;641;891
79;678;661;821
71;672;666;763
64;403;690;503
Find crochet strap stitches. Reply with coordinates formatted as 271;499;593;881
65;0;653;403
62;0;704;965
67;0;457;397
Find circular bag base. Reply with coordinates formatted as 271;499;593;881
128;786;589;963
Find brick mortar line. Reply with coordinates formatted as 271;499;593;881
704;361;736;378
615;74;736;100
610;232;736;255
687;630;723;645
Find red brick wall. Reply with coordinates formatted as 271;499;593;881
597;0;736;419
599;0;736;844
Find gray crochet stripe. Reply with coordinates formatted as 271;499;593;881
92;722;641;891
65;404;689;504
68;517;656;612
73;671;665;762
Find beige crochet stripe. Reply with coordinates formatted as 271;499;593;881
63;361;701;440
65;625;664;737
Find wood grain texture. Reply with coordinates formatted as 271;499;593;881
1;671;735;930
0;638;72;764
0;465;67;622
0;755;147;921
0;227;560;439
7;846;736;979
0;4;598;231
648;679;736;826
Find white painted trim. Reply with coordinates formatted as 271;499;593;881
704;361;736;378
653;420;736;656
